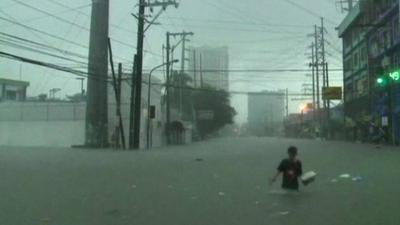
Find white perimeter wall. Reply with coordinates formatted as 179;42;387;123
0;121;85;147
0;80;165;148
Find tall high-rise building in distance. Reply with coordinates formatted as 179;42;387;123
188;46;229;91
247;90;286;136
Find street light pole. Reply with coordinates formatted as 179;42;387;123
147;59;179;149
76;78;85;95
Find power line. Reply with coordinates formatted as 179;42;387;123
167;16;313;28
0;3;92;29
143;68;347;73
0;31;133;74
0;32;87;59
9;0;162;58
283;0;338;25
203;0;295;34
0;15;88;48
0;50;111;82
161;22;303;34
0;39;87;65
143;80;320;96
45;0;134;34
0;16;132;63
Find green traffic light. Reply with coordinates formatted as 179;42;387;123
377;77;384;84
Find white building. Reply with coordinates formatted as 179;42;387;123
188;46;229;91
247;90;286;136
108;73;164;149
0;78;29;102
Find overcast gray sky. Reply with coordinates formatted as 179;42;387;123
0;0;346;123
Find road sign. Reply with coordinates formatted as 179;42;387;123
322;87;342;100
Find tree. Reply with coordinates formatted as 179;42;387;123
193;86;237;139
164;71;237;139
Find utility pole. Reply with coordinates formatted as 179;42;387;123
165;31;193;143
76;78;85;95
118;63;126;149
286;88;289;117
311;42;316;121
193;49;197;88
108;38;125;149
129;55;137;149
314;26;320;112
314;25;322;130
321;18;327;112
326;62;331;138
179;31;194;117
85;0;109;148
200;53;204;88
132;0;178;149
132;0;145;150
166;32;171;144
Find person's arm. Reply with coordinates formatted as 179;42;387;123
270;160;284;184
270;170;281;184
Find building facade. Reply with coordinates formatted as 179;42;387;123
247;90;285;136
0;78;29;102
188;46;229;91
338;0;400;142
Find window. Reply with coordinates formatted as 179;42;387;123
392;52;400;67
360;46;367;65
352;28;359;45
345;82;353;102
344;31;352;50
353;51;359;68
369;35;379;57
393;16;399;43
344;56;353;78
6;90;17;100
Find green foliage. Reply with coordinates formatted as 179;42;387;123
193;86;237;139
166;71;237;138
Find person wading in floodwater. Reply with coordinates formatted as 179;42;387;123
270;146;303;191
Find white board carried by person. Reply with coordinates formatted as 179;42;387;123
301;171;317;186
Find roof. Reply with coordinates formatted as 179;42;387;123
337;2;361;37
0;78;30;87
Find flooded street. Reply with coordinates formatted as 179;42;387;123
1;137;399;225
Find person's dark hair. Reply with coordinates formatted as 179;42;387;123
288;146;298;155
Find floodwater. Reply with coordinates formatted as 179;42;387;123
0;137;399;225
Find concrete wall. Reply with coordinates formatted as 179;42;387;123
0;121;85;147
0;77;166;148
0;102;86;147
0;102;86;121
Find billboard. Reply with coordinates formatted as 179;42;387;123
322;87;342;100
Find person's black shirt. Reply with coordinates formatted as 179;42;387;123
277;159;303;190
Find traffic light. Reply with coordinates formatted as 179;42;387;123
376;69;400;88
376;77;387;87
